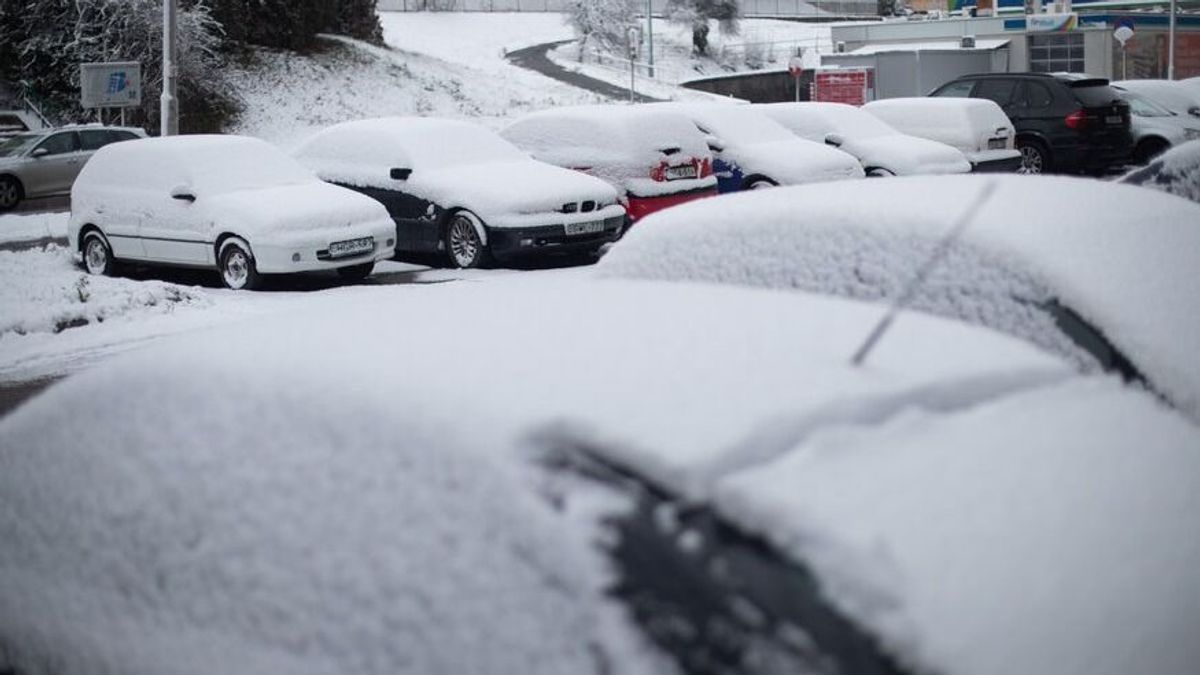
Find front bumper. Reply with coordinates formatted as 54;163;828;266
627;187;718;223
971;154;1023;173
489;214;625;260
251;220;396;273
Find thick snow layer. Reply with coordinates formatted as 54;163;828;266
502;105;718;197
294;117;620;222
651;102;865;184
760;102;972;175
0;353;650;675
596;175;1200;420
715;376;1200;675
0;211;68;244
862;97;1018;162
1112;79;1200;118
0;245;210;339
1119;138;1200;204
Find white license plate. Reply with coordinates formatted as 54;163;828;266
987;138;1007;149
328;237;373;258
565;220;605;236
665;164;698;180
1106;115;1122;125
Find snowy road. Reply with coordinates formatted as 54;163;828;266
506;40;666;103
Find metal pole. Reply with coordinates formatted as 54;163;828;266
647;0;655;78
1168;0;1176;79
161;0;178;136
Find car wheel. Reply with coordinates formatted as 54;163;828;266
444;212;488;269
743;176;778;190
865;167;895;178
336;261;375;282
82;231;116;276
1016;139;1051;175
218;238;262;291
0;176;22;212
1135;138;1170;165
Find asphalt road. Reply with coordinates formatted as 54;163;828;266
506;40;665;104
10;194;69;215
0;377;61;419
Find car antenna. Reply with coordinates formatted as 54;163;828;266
850;179;998;368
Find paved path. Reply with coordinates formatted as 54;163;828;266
506;40;665;103
0;376;61;419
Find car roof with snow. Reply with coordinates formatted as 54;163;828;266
760;101;900;140
862;97;1013;148
501;105;711;163
647;102;800;145
76;134;317;194
3;275;1196;675
596;174;1200;422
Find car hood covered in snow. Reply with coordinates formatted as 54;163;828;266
204;181;393;238
847;134;972;175
729;138;865;184
597;174;1200;421
409;159;619;218
2;275;1196;675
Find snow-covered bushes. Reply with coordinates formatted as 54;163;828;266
566;0;637;58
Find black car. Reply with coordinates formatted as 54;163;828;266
930;72;1132;175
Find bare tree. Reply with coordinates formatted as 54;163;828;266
666;0;740;56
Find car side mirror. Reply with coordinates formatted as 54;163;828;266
31;147;49;158
170;185;196;203
824;133;845;148
390;168;412;181
704;135;725;153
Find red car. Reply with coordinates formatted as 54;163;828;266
502;105;718;226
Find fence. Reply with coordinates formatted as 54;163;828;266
378;0;878;17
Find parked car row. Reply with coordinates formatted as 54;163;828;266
0;124;146;211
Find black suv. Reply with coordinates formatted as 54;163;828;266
930;72;1132;175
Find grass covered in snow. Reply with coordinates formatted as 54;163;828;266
0;212;68;245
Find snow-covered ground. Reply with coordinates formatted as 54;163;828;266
0;211;68;245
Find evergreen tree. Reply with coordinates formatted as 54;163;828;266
666;0;740;56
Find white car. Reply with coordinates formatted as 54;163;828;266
862;97;1022;172
648;102;865;192
598;174;1200;422
296;117;625;268
1111;79;1200;120
1113;86;1200;163
759;101;972;176
68;135;396;290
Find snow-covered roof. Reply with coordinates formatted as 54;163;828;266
1119;138;1200;204
845;38;1010;55
760;101;898;140
863;97;1014;152
596;174;1200;421
1112;79;1200;117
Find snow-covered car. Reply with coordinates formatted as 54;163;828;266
1119;138;1200;204
862;97;1022;172
0;124;145;211
1111;79;1200;120
501;105;717;224
295;117;625;268
648;102;865;192
597;174;1200;422
68;135;396;290
758;101;972;176
1113;86;1200;163
3;274;1198;675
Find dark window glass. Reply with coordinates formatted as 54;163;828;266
1073;85;1123;107
975;79;1017;105
112;130;139;142
1026;81;1054;108
933;80;975;97
79;130;112;151
34;132;79;156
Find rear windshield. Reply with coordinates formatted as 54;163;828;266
1072;84;1123;108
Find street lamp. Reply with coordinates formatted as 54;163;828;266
161;0;178;136
647;0;655;78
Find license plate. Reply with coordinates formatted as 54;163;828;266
564;220;604;236
1106;115;1122;125
665;164;698;180
987;138;1007;149
328;237;373;258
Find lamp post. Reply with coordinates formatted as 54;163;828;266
161;0;178;136
647;0;655;78
1168;0;1177;79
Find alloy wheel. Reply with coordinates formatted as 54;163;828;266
84;236;110;275
222;248;250;289
449;215;481;268
1018;146;1043;175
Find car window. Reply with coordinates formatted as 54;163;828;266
975;79;1017;106
79;130;113;151
1020;81;1054;108
0;132;41;158
111;130;140;142
1072;84;1123;108
34;131;80;156
933;80;975;97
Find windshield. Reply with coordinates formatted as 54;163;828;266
0;132;41;158
823;105;896;139
688;107;796;145
189;143;317;194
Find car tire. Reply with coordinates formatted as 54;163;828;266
1016;139;1051;175
443;211;489;269
865;167;895;178
0;176;22;212
336;261;375;282
82;231;117;277
218;238;262;291
743;176;778;190
1135;138;1170;165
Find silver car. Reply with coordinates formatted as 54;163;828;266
0;125;146;211
1115;87;1200;164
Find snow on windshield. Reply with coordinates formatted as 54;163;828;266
659;103;797;146
597;174;1200;421
762;102;896;141
187;137;317;194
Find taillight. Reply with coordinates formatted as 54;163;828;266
700;157;712;178
650;161;666;182
1064;110;1088;131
